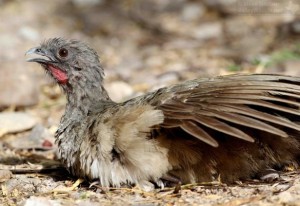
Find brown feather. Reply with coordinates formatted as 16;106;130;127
157;74;300;144
197;110;289;137
180;121;219;147
191;115;254;142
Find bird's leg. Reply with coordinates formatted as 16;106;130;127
160;173;182;188
258;168;281;182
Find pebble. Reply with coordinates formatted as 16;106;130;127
281;60;300;76
273;191;300;205
157;71;180;85
5;178;36;196
181;2;206;21
291;20;300;33
72;0;104;6
0;170;13;183
265;60;300;76
192;22;222;40
0;112;37;136
19;26;39;41
24;197;61;206
9;124;55;149
0;63;39;107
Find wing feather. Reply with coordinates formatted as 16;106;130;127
180;121;219;147
141;74;300;146
191;115;254;142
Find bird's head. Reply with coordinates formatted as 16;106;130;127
26;38;105;93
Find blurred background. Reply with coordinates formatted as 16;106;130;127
0;0;300;145
1;0;300;203
1;0;300;108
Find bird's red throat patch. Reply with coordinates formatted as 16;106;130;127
48;65;68;84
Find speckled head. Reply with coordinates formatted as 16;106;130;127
26;38;104;92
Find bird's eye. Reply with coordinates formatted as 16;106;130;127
74;67;82;71
58;48;68;58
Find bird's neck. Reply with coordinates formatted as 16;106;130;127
55;83;114;141
65;82;113;116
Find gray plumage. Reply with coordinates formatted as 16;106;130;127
26;38;300;189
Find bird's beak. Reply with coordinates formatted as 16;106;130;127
25;47;54;63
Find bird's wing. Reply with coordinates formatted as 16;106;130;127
146;74;300;147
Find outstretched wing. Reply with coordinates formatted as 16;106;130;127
147;74;300;147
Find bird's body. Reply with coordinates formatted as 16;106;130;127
27;38;300;189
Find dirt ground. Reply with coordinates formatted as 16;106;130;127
1;152;300;205
1;0;300;205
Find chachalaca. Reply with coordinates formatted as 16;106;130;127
26;38;300;189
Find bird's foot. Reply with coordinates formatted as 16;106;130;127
136;180;155;192
52;178;84;193
259;168;280;182
160;173;182;188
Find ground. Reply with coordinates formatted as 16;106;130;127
1;0;300;205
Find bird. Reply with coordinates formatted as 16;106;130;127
26;38;300;190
